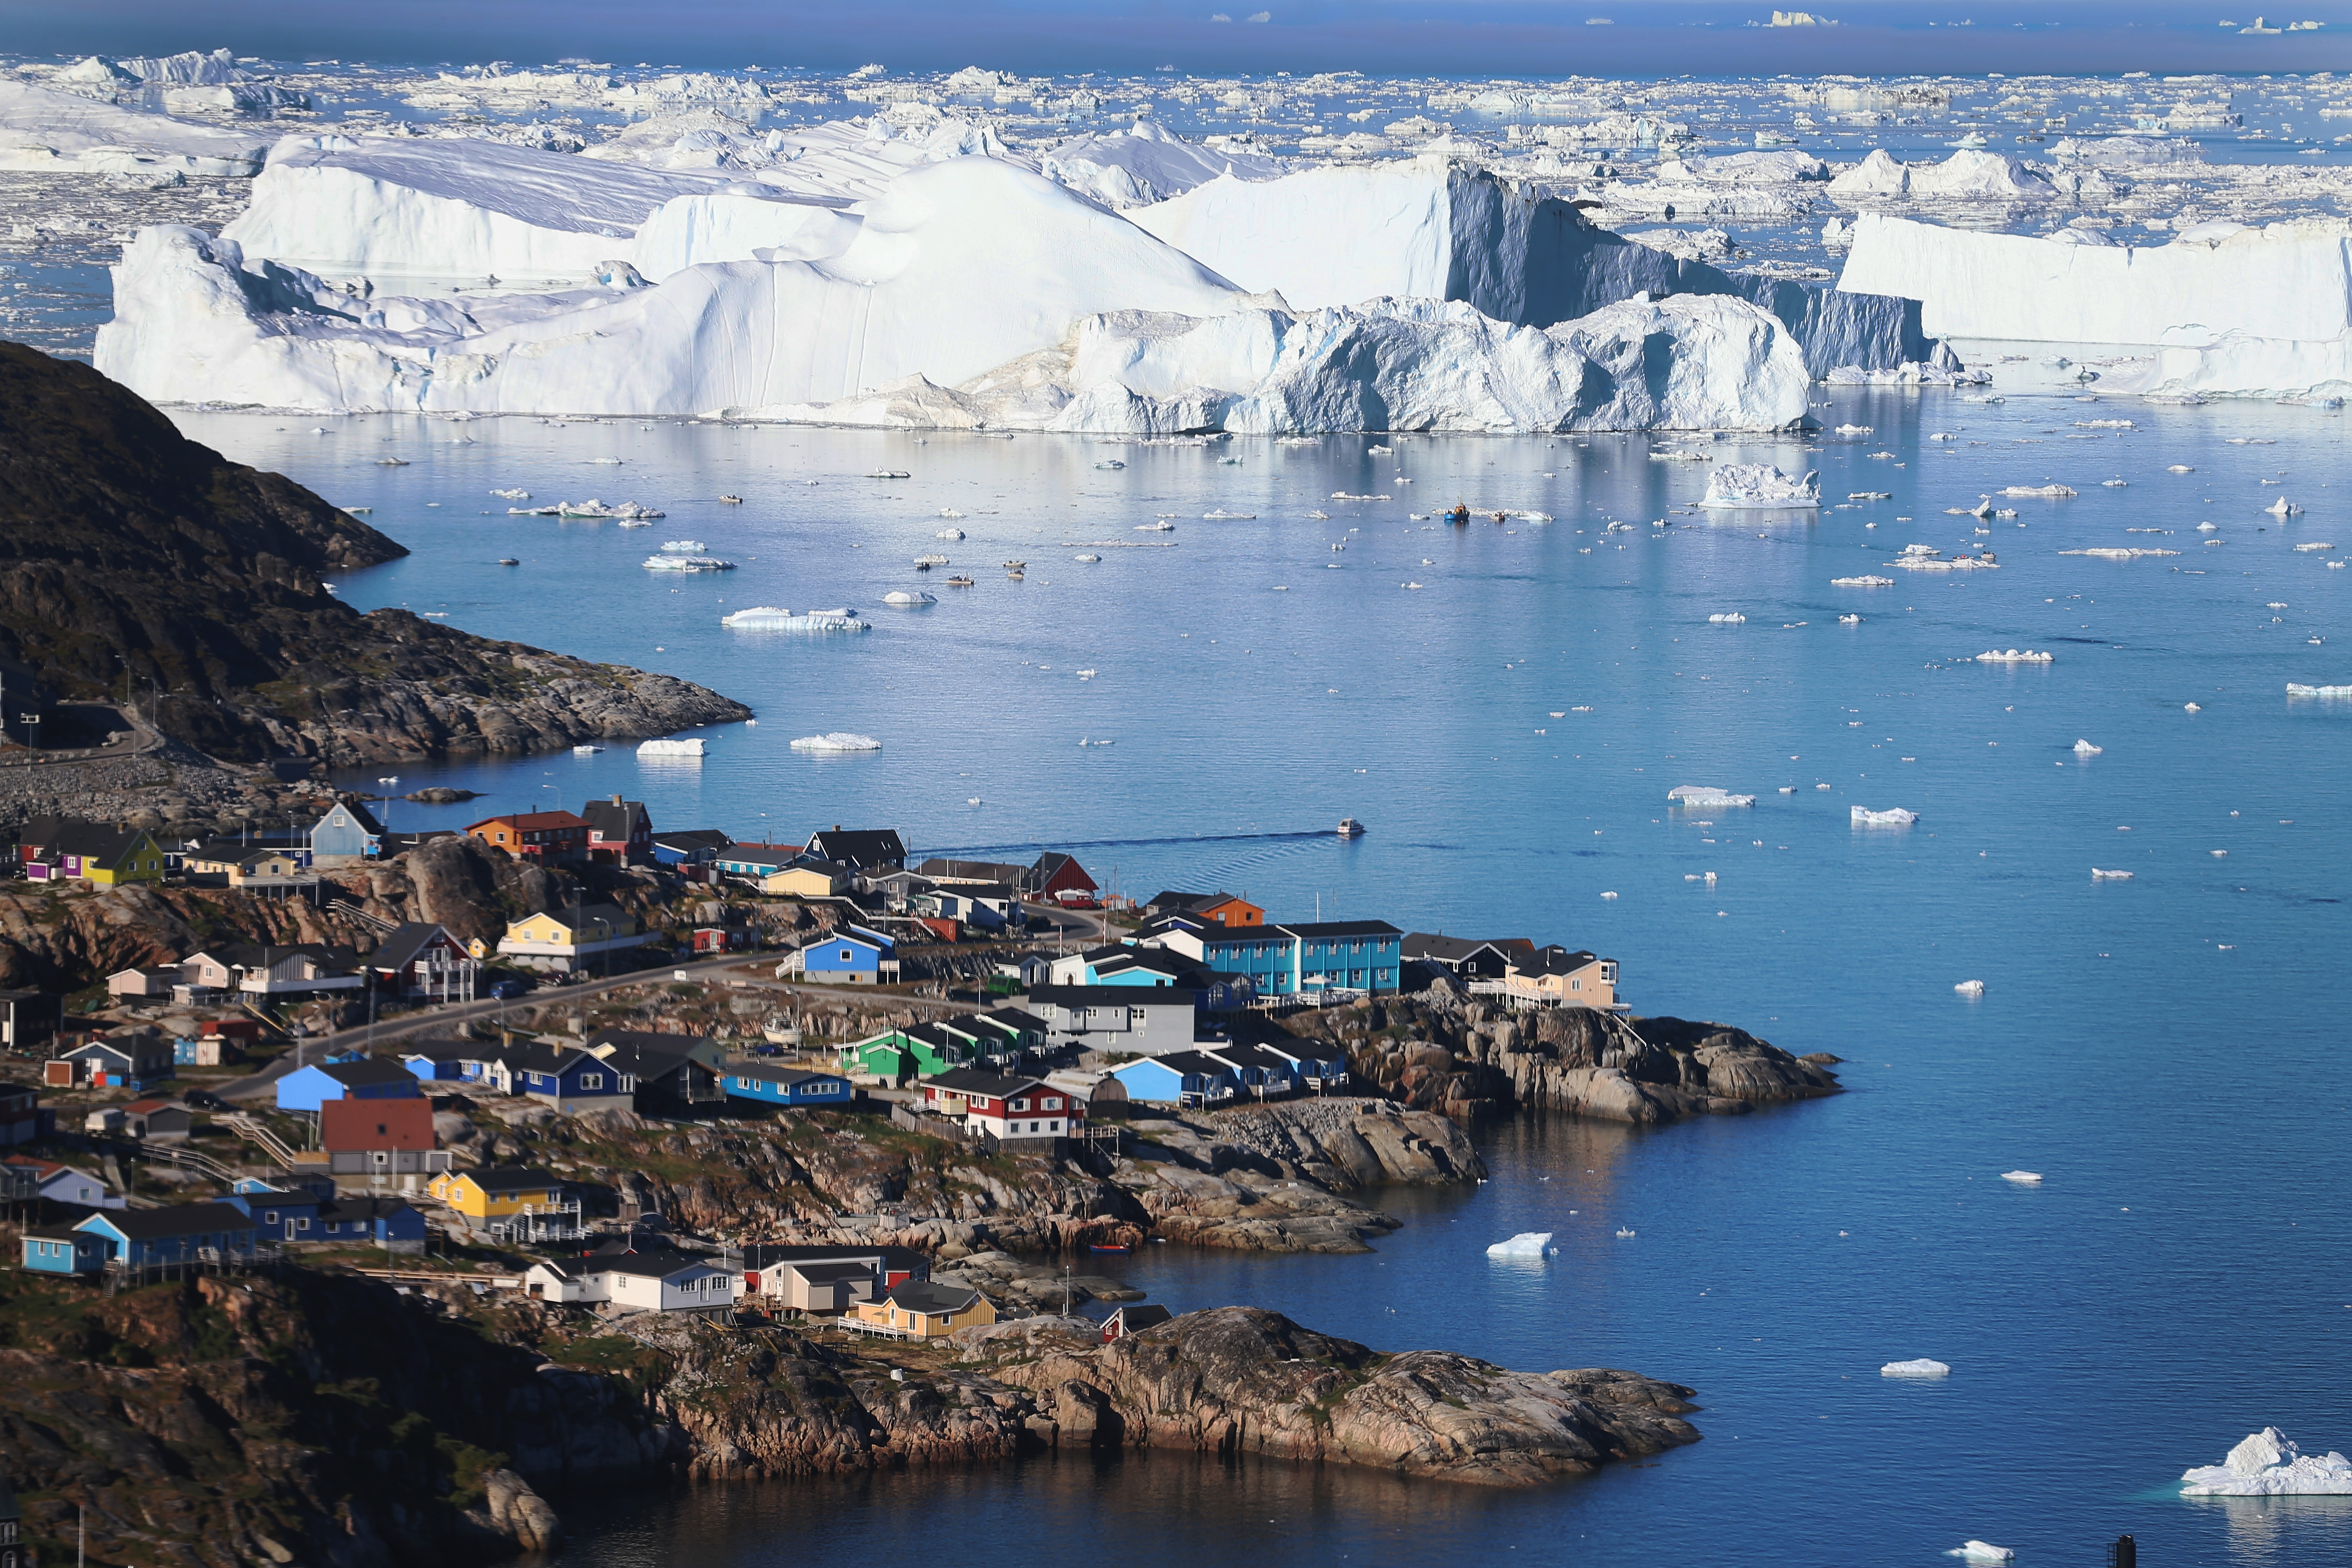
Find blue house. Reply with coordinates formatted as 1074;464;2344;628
1107;1049;1240;1108
226;1177;329;1242
396;1039;630;1114
785;924;899;985
309;799;385;862
1199;1043;1298;1098
652;829;733;873
723;1063;853;1108
275;1056;424;1113
74;1202;259;1268
1267;1040;1351;1090
317;1195;428;1247
1140;917;1402;997
20;1225;107;1274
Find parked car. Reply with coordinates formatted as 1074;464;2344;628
182;1089;228;1110
487;979;527;1000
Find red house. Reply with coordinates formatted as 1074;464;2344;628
921;1070;1085;1142
365;923;479;1002
1026;852;1098;907
581;795;654;864
466;811;589;867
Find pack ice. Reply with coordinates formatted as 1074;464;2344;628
2180;1428;2352;1495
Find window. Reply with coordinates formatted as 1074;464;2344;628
839;949;853;961
265;1210;279;1225
297;1216;311;1230
580;1073;603;1090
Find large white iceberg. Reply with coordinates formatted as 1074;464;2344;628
1035;118;1286;208
2180;1428;2352;1495
791;732;883;752
1828;148;2057;202
1669;785;1756;807
1486;1231;1554;1257
1852;807;1919;827
0;79;271;177
1699;463;1820;509
1839;211;2352;347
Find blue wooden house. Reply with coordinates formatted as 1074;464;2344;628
1107;1050;1240;1108
73;1202;259;1267
786;924;899;985
317;1195;428;1248
275;1056;424;1113
722;1063;853;1108
226;1178;326;1242
309;799;385;862
20;1225;107;1274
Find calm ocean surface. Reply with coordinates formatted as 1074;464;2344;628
171;390;2351;1566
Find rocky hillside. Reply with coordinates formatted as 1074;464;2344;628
0;341;748;764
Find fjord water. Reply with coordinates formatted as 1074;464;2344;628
173;390;2352;1566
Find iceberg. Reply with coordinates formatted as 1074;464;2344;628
2000;1171;2043;1183
1840;211;2352;348
2286;683;2352;697
2091;868;2135;879
1485;1231;1555;1258
1999;484;2077;498
1832;574;1896;587
0;79;270;178
1828;147;2057;202
1706;612;1748;624
790;732;883;752
642;554;734;572
1036;117;1286;209
1699;463;1820;509
1975;649;2053;663
1944;1544;2015;1562
637;737;706;757
1852;806;1918;826
2062;548;2178;559
2073;740;2102;755
721;607;869;632
2180;1429;2352;1495
1670;786;1755;808
1881;1358;1950;1377
1954;980;1985;996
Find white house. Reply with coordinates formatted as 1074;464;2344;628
523;1250;740;1316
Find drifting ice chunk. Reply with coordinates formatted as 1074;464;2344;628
1954;979;1986;995
1999;484;2077;498
2001;1171;2043;1183
1833;574;1896;587
1881;1358;1951;1377
1975;649;2053;664
1852;806;1918;826
2286;683;2352;697
1485;1231;1554;1258
721;607;869;632
2062;548;2177;559
637;738;706;757
1699;462;1820;509
2073;739;2102;755
1669;786;1756;808
1945;1544;2016;1562
790;732;883;752
2180;1428;2352;1495
2091;867;2134;879
1707;612;1748;624
2267;498;2303;517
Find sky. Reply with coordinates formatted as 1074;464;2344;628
5;0;2348;76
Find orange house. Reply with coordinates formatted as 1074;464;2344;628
1193;894;1264;928
465;811;589;867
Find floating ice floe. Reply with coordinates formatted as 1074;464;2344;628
1203;509;1256;520
1999;484;2077;498
490;487;530;500
2000;1171;2043;1183
1485;1232;1554;1258
936;528;966;540
2293;541;2334;553
2091;867;2134;879
882;590;937;605
2180;1429;2352;1496
2073;739;2102;755
1707;612;1747;624
1954;979;1986;995
790;732;882;753
1699;462;1820;509
1833;574;1896;587
1852;806;1919;826
1945;1544;2015;1562
637;737;706;757
721;606;868;632
1975;649;2053;663
2286;683;2352;697
1669;785;1756;808
642;554;735;572
2062;548;2178;559
1839;613;1862;625
1881;1358;1951;1378
514;499;665;519
2268;498;2305;517
660;539;708;553
1616;1227;1636;1238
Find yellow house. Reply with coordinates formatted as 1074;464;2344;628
850;1280;997;1338
428;1166;565;1220
494;904;644;973
1501;947;1622;1009
761;863;848;898
52;825;166;887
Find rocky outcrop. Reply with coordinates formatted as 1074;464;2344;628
975;1308;1701;1484
1202;1098;1488;1188
1338;985;1841;1125
0;339;747;765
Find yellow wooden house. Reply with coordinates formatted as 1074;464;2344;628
428;1166;565;1220
849;1280;997;1338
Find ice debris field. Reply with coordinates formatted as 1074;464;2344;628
12;50;2352;417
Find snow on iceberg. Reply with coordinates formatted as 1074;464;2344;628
1486;1232;1555;1258
0;79;270;177
2180;1429;2352;1495
96;157;1244;416
790;731;883;752
1852;806;1918;826
1881;1358;1951;1377
1035;117;1286;209
1827;147;2057;202
1944;1543;2015;1562
1669;785;1756;807
1839;211;2352;348
1699;463;1820;509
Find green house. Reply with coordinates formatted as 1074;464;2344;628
838;1024;971;1084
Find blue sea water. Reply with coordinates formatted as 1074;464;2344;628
167;390;2352;1567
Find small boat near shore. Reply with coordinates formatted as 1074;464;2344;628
1337;817;1366;838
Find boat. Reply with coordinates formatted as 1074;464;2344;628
1088;1243;1132;1254
637;737;706;757
496;557;519;565
1336;817;1366;838
719;494;744;504
944;575;975;587
1448;504;1470;524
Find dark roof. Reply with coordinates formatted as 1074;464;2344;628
781;1260;877;1284
1401;933;1533;963
1027;850;1096;889
918;857;1029;882
81;1200;254;1240
778;854;853;878
584;1029;710;1074
717;841;804;862
1090;949;1200;981
1514;946;1600;975
804;828;906;868
652;828;733;852
743;1242;927;1272
877;1279;983;1314
318;1195;418;1222
464;1166;562;1193
368;922;456;972
1145;890;1237;914
467;809;588;832
925;1069;1046;1097
49;822;156;865
1114;1303;1173;1330
1122;1049;1234;1078
579;798;647;838
1027;985;1198;1009
194;942;361;972
570;1249;727;1279
976;1006;1048;1034
322;798;386;834
1273;920;1404;940
1199;1043;1295;1072
316;1057;422;1090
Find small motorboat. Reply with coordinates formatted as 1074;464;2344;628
496;556;519;565
945;574;975;587
719;494;744;504
1088;1242;1132;1254
1336;817;1366;838
1448;504;1470;525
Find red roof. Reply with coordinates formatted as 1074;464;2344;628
123;1098;172;1113
322;1096;436;1152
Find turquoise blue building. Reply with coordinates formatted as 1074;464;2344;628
723;1063;853;1107
1107;1050;1240;1108
274;1057;424;1113
1142;918;1403;997
792;924;897;985
20;1226;106;1274
71;1202;259;1268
